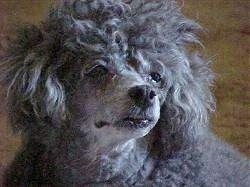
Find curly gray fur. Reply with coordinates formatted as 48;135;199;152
0;0;249;186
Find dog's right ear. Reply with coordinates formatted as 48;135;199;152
0;25;67;132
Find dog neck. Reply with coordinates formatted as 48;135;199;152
54;117;207;185
56;127;155;185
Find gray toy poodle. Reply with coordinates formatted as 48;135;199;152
1;0;249;186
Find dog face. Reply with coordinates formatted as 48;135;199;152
2;0;214;150
71;53;169;146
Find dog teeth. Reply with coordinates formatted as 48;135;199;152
119;118;151;129
128;121;134;126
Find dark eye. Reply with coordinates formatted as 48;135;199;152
85;65;108;79
150;72;161;83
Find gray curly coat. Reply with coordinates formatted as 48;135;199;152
1;0;249;186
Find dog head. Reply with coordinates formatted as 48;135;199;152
1;0;215;148
71;48;168;145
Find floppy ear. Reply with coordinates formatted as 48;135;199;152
0;25;68;132
156;52;215;155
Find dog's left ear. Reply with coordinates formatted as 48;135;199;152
157;51;215;154
160;16;215;133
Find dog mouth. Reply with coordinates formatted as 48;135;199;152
123;117;152;124
120;117;154;128
95;116;155;129
95;117;154;129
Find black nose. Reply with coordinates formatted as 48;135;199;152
128;85;156;108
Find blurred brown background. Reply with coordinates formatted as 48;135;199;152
0;0;249;181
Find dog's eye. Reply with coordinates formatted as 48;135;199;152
85;65;108;79
150;72;161;83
